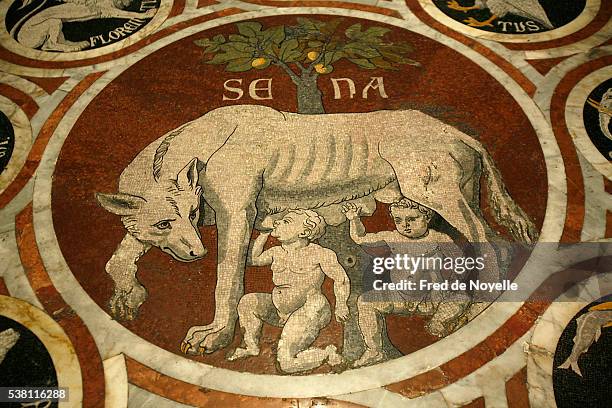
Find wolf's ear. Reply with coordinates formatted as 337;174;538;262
177;158;200;192
95;192;146;216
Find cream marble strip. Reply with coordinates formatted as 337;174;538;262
0;0;174;62
28;75;84;145
127;384;195;408
0;178;33;233
0;295;83;408
416;0;601;45
526;273;612;408
477;39;544;84
578;153;610;241
437;332;529;407
32;8;567;397
184;0;200;11
0;228;43;309
103;354;129;408
0;72;48;102
524;18;612;60
337;387;446;407
157;0;251;30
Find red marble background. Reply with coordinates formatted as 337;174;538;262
51;15;547;374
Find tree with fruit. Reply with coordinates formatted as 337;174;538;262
194;18;419;114
193;18;420;362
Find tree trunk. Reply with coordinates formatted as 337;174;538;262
295;74;325;114
293;71;400;363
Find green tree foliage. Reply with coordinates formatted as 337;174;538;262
193;18;420;74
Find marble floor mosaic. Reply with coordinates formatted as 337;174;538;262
0;1;610;407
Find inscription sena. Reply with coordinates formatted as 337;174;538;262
222;77;389;101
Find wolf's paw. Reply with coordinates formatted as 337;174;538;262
109;283;147;321
181;322;234;355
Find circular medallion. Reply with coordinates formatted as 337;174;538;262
0;316;59;406
33;9;561;396
420;0;598;43
0;0;173;61
583;79;612;162
553;295;612;408
0;296;82;406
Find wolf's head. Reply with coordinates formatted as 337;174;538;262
96;158;207;262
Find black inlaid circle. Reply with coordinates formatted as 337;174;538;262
432;0;586;34
0;316;58;408
552;295;612;408
583;78;612;162
0;111;15;174
5;0;161;52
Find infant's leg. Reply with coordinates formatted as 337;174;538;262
354;292;398;367
276;294;334;374
227;293;279;361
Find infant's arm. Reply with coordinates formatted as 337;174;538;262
348;220;390;247
318;248;350;321
248;232;276;266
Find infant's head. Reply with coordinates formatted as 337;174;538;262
272;209;326;242
389;198;433;238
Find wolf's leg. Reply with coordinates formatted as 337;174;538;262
39;19;89;52
105;233;151;320
379;140;494;243
183;152;262;354
380;143;503;296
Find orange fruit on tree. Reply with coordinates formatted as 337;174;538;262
251;57;267;68
314;63;332;74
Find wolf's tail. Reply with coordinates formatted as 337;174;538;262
460;136;538;244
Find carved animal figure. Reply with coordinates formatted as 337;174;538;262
96;105;538;353
10;0;156;52
587;88;612;142
559;303;612;377
447;0;554;29
0;328;20;365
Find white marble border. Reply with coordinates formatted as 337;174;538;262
103;354;129;408
0;295;82;408
565;66;612;180
416;0;600;44
526;273;612;408
0;96;32;195
0;0;173;62
33;8;567;397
